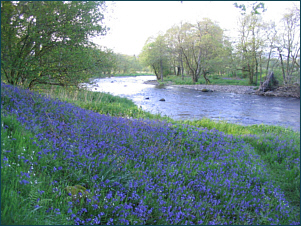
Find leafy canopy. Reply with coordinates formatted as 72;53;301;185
1;1;108;89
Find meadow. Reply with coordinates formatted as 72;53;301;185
1;82;300;225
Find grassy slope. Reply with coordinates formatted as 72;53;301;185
1;83;300;225
39;86;301;223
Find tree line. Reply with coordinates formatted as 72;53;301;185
1;1;144;89
139;2;300;86
1;2;299;89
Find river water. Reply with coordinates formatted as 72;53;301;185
83;75;300;132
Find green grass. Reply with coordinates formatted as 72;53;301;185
36;86;167;120
161;74;255;86
1;115;71;225
180;117;297;136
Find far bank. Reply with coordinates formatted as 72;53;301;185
143;78;300;99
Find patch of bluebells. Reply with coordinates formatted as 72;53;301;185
1;82;298;225
242;133;300;190
244;133;300;168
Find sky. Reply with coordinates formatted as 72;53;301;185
92;1;299;56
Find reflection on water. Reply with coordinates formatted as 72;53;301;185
83;76;300;132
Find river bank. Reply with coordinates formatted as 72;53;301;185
144;80;300;98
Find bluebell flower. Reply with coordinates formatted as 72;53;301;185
2;156;8;162
19;179;30;184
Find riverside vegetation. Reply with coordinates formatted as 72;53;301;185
159;75;253;86
1;82;300;225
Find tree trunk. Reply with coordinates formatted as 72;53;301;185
259;54;262;83
195;48;202;81
160;58;163;82
255;57;258;86
266;49;272;74
192;69;198;83
180;52;184;80
258;71;279;92
279;51;286;84
247;63;254;84
176;66;181;76
202;70;211;84
286;41;291;84
152;65;160;80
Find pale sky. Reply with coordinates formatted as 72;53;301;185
92;1;299;56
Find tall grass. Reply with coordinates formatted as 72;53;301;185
1;82;300;225
37;86;166;120
1;115;71;225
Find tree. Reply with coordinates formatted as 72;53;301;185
263;21;278;76
115;54;142;74
276;5;300;84
234;2;267;85
180;19;224;83
139;35;170;81
213;37;237;77
91;46;117;76
1;1;108;89
164;23;185;79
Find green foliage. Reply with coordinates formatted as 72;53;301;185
1;115;71;225
234;2;266;15
86;46;117;77
1;1;108;89
139;35;170;80
114;54;143;74
138;4;299;86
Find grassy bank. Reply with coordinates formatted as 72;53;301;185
160;75;256;86
35;85;167;121
1;83;300;225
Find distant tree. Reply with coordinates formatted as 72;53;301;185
234;2;267;85
165;24;185;79
92;46;117;76
263;21;278;76
213;37;237;77
139;35;170;81
180;19;224;83
276;5;300;84
115;54;143;74
1;1;108;89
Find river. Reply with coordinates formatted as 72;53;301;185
83;75;300;132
